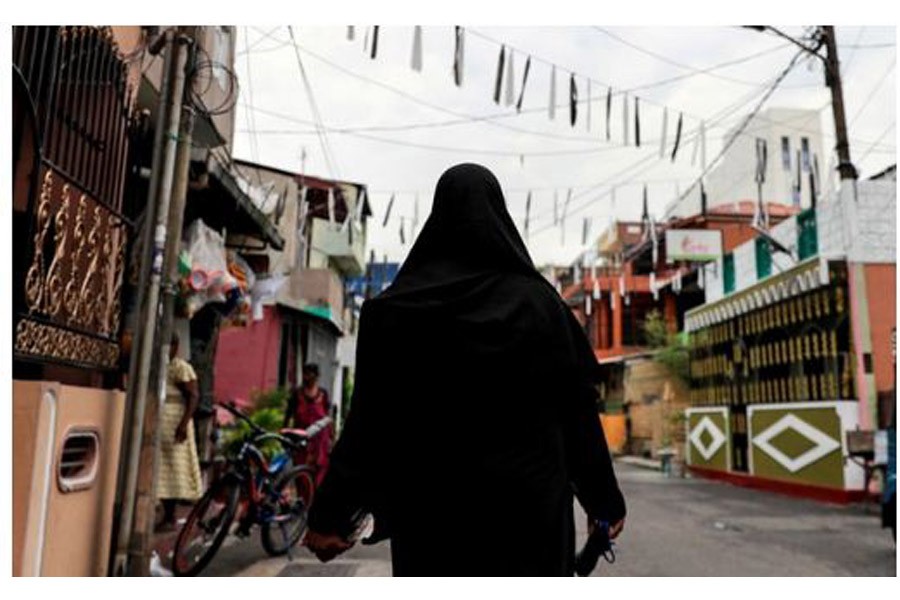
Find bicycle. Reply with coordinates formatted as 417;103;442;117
171;401;331;576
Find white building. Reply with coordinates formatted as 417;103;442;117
667;108;829;218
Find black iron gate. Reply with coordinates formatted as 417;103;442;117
13;26;135;371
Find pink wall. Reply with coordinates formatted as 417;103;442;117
865;264;896;396
214;306;281;405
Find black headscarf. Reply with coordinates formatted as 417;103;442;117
378;163;539;301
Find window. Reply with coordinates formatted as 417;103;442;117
801;137;811;172
797;208;818;260
755;237;772;279
723;253;736;294
781;136;791;171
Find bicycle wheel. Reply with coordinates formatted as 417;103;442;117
172;475;241;576
260;465;316;556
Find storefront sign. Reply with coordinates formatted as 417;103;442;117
666;229;722;262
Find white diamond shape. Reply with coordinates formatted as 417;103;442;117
752;414;841;473
689;416;726;461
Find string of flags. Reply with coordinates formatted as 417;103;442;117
343;25;714;168
516;56;531;112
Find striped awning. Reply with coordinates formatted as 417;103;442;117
684;257;831;333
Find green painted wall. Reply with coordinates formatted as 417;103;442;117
687;411;729;471
749;407;844;489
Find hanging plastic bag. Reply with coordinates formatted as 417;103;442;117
183;219;233;317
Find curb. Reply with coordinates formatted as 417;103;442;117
615;455;663;471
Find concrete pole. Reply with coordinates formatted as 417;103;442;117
126;28;198;576
111;28;187;576
821;26;877;430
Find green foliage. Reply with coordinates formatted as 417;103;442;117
219;404;286;460
644;310;669;349
643;310;690;383
252;387;290;412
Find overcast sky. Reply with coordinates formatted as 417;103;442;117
230;25;896;267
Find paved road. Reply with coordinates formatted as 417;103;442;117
198;461;895;576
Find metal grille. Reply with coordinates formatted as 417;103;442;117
13;26;134;371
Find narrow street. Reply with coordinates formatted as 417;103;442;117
197;461;896;577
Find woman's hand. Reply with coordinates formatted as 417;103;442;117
175;422;189;444
608;518;625;539
304;529;353;562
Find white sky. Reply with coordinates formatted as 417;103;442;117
230;25;895;268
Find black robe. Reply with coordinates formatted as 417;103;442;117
307;164;626;576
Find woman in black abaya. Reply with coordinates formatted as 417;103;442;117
305;163;625;576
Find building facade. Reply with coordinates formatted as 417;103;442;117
213;160;371;430
684;175;896;502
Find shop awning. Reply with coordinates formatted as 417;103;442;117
276;300;343;337
684;256;831;333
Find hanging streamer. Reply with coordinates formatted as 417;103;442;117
582;217;590;246
622;92;630;146
370;25;379;59
609;187;617;227
355;188;367;223
560;188;572;245
650;272;658;300
605;87;612;141
700;120;707;169
585;295;592;317
659;108;668;159
453;26;465;86
634;96;640;147
690;126;701;166
363;27;370;54
670;112;683;162
592;273;600;301
553;190;559;225
812;154;821;205
382;193;395;228
505;48;516;106
412;193;420;238
399;217;406;245
493;45;506;104
347;26;355;41
298;185;309;239
548;65;557;120
516;56;531;112
524;190;532;239
327;187;336;226
411;25;423;72
641;184;650;241
586;79;591;132
569;73;578;127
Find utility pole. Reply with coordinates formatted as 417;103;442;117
749;26;877;430
821;25;877;432
112;27;189;577
821;26;858;182
127;26;199;577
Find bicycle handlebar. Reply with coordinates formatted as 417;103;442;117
216;401;264;433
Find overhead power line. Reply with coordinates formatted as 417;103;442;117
592;26;820;89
